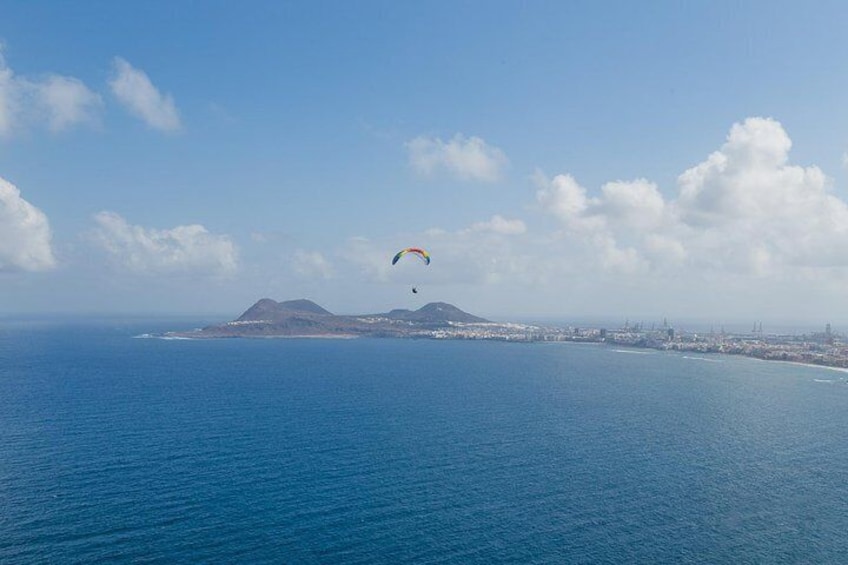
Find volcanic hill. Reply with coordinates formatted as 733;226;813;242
176;298;490;338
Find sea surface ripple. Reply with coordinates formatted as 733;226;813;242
1;320;847;563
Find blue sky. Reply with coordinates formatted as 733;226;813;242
3;1;848;325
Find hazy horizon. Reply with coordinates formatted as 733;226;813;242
3;2;848;323
0;300;841;337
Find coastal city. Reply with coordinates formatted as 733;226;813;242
174;298;848;371
430;319;848;369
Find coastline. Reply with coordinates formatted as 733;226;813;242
158;331;361;340
770;359;848;375
148;324;848;377
601;340;848;375
152;295;848;374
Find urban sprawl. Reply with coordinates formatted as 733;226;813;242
429;321;848;369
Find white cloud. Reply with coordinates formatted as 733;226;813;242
343;216;537;289
0;48;101;136
0;55;17;135
533;173;599;234
36;75;102;132
109;57;181;132
0;176;56;271
642;234;687;265
469;214;526;235
344;237;394;282
226;117;848;321
537;117;848;278
92;211;237;276
293;250;335;279
407;133;508;182
598;179;667;231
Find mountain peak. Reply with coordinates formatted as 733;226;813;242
385;302;488;323
237;298;332;321
186;298;493;338
416;302;488;323
278;299;333;315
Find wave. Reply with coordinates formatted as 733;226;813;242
681;355;722;363
783;361;848;375
132;333;197;340
157;335;197;341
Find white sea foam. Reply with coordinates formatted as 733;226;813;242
157;335;197;340
682;356;722;363
613;349;653;355
786;362;848;374
134;334;198;340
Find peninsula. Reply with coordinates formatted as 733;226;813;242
166;298;848;370
168;298;509;339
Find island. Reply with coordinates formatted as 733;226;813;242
165;298;848;370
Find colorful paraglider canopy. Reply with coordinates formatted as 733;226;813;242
392;247;431;265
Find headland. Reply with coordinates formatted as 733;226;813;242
165;298;848;370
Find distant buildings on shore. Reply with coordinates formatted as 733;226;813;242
427;320;848;369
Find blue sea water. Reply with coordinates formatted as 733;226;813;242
1;319;848;563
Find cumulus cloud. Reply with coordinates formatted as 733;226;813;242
537;117;848;278
407;133;508;182
293;250;335;279
109;57;181;132
252;117;848;319
92;212;237;276
0;48;101;136
0;176;56;272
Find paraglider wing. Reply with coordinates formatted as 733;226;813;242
391;247;431;265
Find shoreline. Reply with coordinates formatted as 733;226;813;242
157;332;361;340
608;342;848;375
153;319;848;375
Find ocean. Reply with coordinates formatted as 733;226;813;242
1;319;847;563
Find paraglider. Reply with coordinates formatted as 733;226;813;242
391;247;430;265
392;247;430;294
